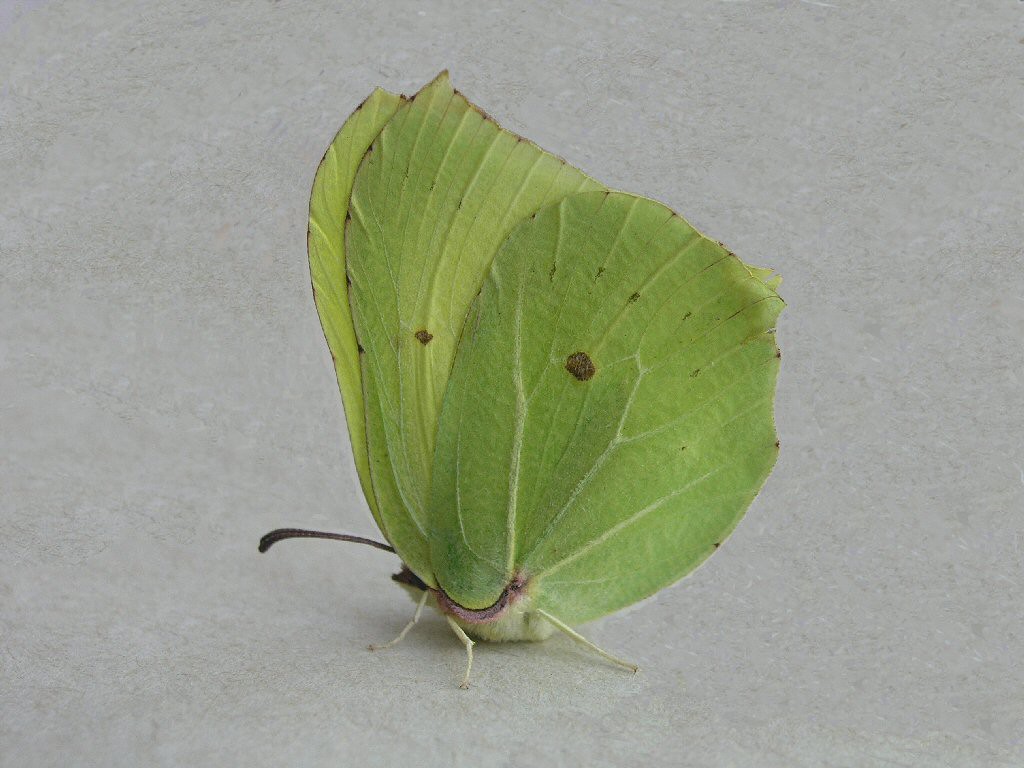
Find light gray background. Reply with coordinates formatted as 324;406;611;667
2;1;1022;766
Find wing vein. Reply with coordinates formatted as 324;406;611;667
505;258;529;573
535;468;722;578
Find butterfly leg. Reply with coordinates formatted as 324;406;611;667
444;616;475;689
368;589;428;651
536;609;639;673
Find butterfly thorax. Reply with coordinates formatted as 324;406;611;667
450;598;555;642
392;566;555;642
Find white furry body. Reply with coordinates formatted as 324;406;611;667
394;582;555;642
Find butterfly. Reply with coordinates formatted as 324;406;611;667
260;72;784;688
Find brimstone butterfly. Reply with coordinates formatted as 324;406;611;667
260;72;784;688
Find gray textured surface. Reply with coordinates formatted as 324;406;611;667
2;1;1023;766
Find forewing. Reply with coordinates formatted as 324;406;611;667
308;87;403;537
428;191;783;619
345;72;603;583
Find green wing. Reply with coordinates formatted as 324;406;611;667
345;72;603;582
428;191;784;621
308;87;404;534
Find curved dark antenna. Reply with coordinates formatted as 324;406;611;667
258;528;395;554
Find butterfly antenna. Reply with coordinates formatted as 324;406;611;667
258;528;395;554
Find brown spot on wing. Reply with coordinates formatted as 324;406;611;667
565;351;596;381
414;330;433;345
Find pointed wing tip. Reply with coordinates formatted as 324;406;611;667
364;85;407;106
426;68;453;89
741;261;784;296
